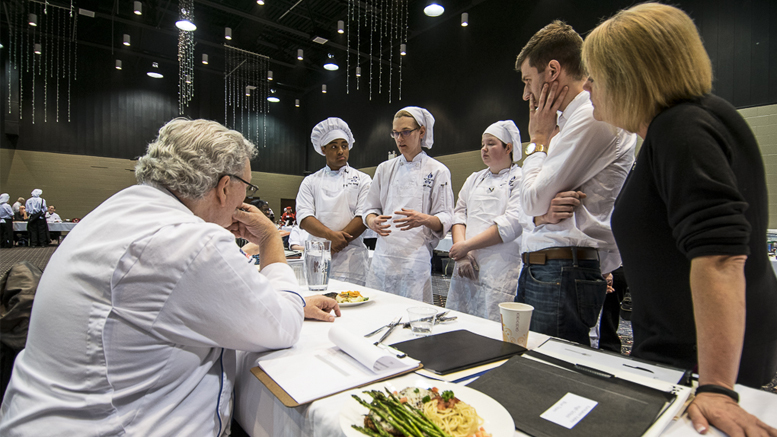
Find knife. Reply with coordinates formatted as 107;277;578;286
403;316;457;329
375;316;402;345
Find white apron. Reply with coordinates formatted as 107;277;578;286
367;162;433;303
446;170;522;321
308;169;369;285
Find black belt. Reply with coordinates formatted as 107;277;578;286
522;247;598;265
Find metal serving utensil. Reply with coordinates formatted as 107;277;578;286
375;316;403;345
365;315;401;338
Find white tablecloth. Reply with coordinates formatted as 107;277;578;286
234;280;777;437
12;222;77;232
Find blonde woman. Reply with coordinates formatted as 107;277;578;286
445;121;523;321
583;3;776;435
363;107;454;303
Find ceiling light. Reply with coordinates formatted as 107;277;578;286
245;86;251;97
202;53;209;64
295;99;300;107
400;44;406;56
134;1;142;15
323;54;339;71
461;12;468;26
267;96;280;103
257;0;265;4
355;66;361;77
28;14;37;26
322;84;327;94
225;27;232;40
0;43;4;49
424;3;444;17
338;20;344;34
123;34;131;46
147;62;163;78
185;75;192;84
176;20;197;31
34;43;42;55
115;59;122;70
297;49;304;60
268;70;273;81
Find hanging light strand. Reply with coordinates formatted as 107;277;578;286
346;0;351;94
224;45;270;147
378;0;383;95
177;0;195;115
369;0;374;101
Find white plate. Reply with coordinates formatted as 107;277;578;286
337;297;374;307
339;377;515;437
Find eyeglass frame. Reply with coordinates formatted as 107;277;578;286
224;174;258;196
389;127;420;139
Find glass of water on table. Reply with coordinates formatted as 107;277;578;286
304;240;331;291
407;307;437;337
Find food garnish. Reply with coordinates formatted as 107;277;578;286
337;290;370;303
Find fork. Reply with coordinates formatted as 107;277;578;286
365;316;402;338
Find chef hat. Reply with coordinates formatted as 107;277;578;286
0;194;9;204
31;189;43;197
398;106;435;149
483;120;522;162
310;117;355;156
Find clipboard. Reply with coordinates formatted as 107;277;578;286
250;362;422;407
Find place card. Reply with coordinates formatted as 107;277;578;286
540;392;598;429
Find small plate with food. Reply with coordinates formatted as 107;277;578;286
326;290;374;307
340;377;514;437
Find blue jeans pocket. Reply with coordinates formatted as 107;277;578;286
575;276;607;328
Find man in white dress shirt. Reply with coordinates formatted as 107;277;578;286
0;118;340;436
296;118;372;285
514;21;636;345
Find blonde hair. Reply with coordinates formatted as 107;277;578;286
582;3;712;132
135;118;257;199
394;109;420;128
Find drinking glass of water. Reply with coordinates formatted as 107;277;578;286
407;307;437;337
304;240;331;291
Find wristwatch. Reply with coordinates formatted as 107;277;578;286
525;142;548;156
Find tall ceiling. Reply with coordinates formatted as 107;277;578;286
2;0;481;96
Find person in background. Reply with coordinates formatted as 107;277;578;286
25;189;48;247
46;205;63;244
288;225;310;252
13;206;28;221
364;106;454;303
445;121;524;322
12;206;28;247
0;194;14;248
0;118;340;436
11;198;24;215
280;207;296;226
514;20;636;345
296;118;372;285
583;4;777;435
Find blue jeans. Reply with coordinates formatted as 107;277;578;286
515;257;606;345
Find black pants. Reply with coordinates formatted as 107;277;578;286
599;266;628;353
28;218;48;247
0;221;12;248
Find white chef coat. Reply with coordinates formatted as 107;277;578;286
45;212;62;223
287;225;310;248
519;91;636;274
362;152;454;303
296;164;372;285
25;195;46;216
0;184;305;437
446;165;524;321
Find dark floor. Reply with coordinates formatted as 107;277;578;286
3;247;776;395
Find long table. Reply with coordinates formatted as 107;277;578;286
12;221;77;232
234;280;777;437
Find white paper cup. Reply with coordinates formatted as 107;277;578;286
499;302;534;347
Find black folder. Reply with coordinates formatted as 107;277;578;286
468;354;676;437
390;329;526;375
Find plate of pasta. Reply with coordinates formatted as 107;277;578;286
340;377;514;437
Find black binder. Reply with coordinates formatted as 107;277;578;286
390;329;526;375
468;354;677;437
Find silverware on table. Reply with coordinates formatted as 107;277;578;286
365;316;401;338
374;316;403;345
403;315;457;329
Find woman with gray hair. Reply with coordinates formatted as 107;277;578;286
0;118;340;436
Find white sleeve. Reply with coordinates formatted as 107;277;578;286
354;172;373;217
429;166;454;238
295;175;317;224
362;163;387;225
520;116;622;217
493;167;524;243
454;173;476;226
113;226;305;352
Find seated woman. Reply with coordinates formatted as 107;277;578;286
583;3;777;435
445;121;524;322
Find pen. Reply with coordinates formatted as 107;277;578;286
623;363;655;374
